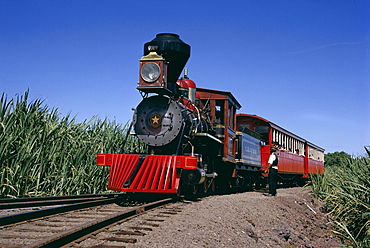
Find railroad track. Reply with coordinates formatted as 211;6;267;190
0;193;122;210
0;194;181;247
0;194;123;226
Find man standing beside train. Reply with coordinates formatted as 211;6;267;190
264;147;279;196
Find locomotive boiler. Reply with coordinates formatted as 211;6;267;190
96;33;325;196
134;34;213;155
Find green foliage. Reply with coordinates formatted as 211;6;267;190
310;150;370;247
0;91;145;198
324;151;352;167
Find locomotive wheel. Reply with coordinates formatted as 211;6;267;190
176;184;183;198
203;179;215;193
192;185;198;195
203;180;208;193
210;179;216;192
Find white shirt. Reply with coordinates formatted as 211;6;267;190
268;153;278;170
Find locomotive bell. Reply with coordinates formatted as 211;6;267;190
177;73;197;102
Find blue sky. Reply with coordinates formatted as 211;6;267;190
1;1;369;156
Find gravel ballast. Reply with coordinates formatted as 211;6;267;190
113;187;345;248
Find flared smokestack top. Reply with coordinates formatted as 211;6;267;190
144;33;190;84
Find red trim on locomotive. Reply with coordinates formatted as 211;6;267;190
96;154;197;193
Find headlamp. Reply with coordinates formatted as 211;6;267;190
141;62;160;83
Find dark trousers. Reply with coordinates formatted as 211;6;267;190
268;168;278;195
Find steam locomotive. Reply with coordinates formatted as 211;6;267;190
96;33;324;195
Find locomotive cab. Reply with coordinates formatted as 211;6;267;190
196;88;241;163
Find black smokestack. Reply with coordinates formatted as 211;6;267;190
144;33;190;85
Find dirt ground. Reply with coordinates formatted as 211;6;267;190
121;187;345;248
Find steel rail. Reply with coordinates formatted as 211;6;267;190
23;198;173;248
0;196;119;210
0;198;117;227
0;193;123;204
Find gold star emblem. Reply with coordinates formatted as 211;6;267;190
149;113;162;128
151;115;160;124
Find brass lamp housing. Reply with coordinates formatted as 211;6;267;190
138;51;168;92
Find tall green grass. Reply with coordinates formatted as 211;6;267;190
310;152;370;247
0;91;146;198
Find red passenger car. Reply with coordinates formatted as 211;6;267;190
237;114;324;183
